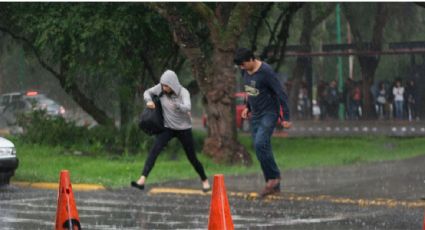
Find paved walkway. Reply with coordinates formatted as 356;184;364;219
3;154;425;229
159;154;425;201
3;119;425;229
192;117;425;137
276;120;425;137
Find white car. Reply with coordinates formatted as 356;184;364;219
0;137;18;185
0;92;23;113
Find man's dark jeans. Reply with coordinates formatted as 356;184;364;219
250;112;280;181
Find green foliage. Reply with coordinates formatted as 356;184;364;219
17;111;87;148
192;130;206;152
0;2;181;129
16;111;154;155
12;135;425;188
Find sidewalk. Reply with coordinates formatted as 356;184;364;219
279;120;425;137
193;117;425;137
157;154;425;201
11;181;105;191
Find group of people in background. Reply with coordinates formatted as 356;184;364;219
372;78;418;121
298;77;420;121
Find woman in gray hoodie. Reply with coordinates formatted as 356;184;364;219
131;70;210;192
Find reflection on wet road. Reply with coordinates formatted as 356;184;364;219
1;184;424;229
2;155;425;229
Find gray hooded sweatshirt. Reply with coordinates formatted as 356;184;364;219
143;70;192;130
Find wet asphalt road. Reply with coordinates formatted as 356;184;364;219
1;154;425;229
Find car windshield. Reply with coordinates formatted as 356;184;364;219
0;94;23;106
11;95;23;102
25;98;58;109
37;99;56;105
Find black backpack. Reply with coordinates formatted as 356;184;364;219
138;93;165;135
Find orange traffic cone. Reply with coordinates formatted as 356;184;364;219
55;170;81;230
208;174;234;230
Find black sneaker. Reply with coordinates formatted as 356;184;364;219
131;181;145;190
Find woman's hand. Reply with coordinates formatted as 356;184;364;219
146;101;155;109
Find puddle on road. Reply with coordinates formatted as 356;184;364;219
231;214;347;228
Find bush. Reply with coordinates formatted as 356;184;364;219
17;111;87;147
192;130;206;153
17;111;154;155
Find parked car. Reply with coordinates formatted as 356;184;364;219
0;137;18;185
202;92;285;132
0;91;65;126
0;92;24;113
23;92;66;117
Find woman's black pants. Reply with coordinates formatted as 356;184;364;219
141;128;207;181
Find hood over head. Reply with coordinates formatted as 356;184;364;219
160;70;181;95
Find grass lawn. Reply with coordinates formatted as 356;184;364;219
12;134;425;188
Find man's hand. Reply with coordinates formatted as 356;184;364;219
241;107;249;119
146;101;155;109
281;121;292;129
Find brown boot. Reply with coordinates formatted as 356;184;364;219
259;179;280;198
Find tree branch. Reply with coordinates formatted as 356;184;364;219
311;3;336;29
0;25;60;78
190;3;220;42
260;3;303;63
0;25;113;126
223;3;255;46
250;3;274;51
371;3;389;50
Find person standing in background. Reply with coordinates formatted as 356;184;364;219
405;79;417;121
325;80;339;120
392;79;404;120
376;82;388;119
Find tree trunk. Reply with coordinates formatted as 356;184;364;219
152;3;253;165
60;76;113;126
289;6;312;115
201;49;252;165
181;47;252;165
289;4;335;119
290;57;309;117
358;56;379;119
343;3;389;119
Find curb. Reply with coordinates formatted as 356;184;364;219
149;187;425;209
11;181;105;191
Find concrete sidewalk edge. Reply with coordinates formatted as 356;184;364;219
11;181;105;191
149;187;425;209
